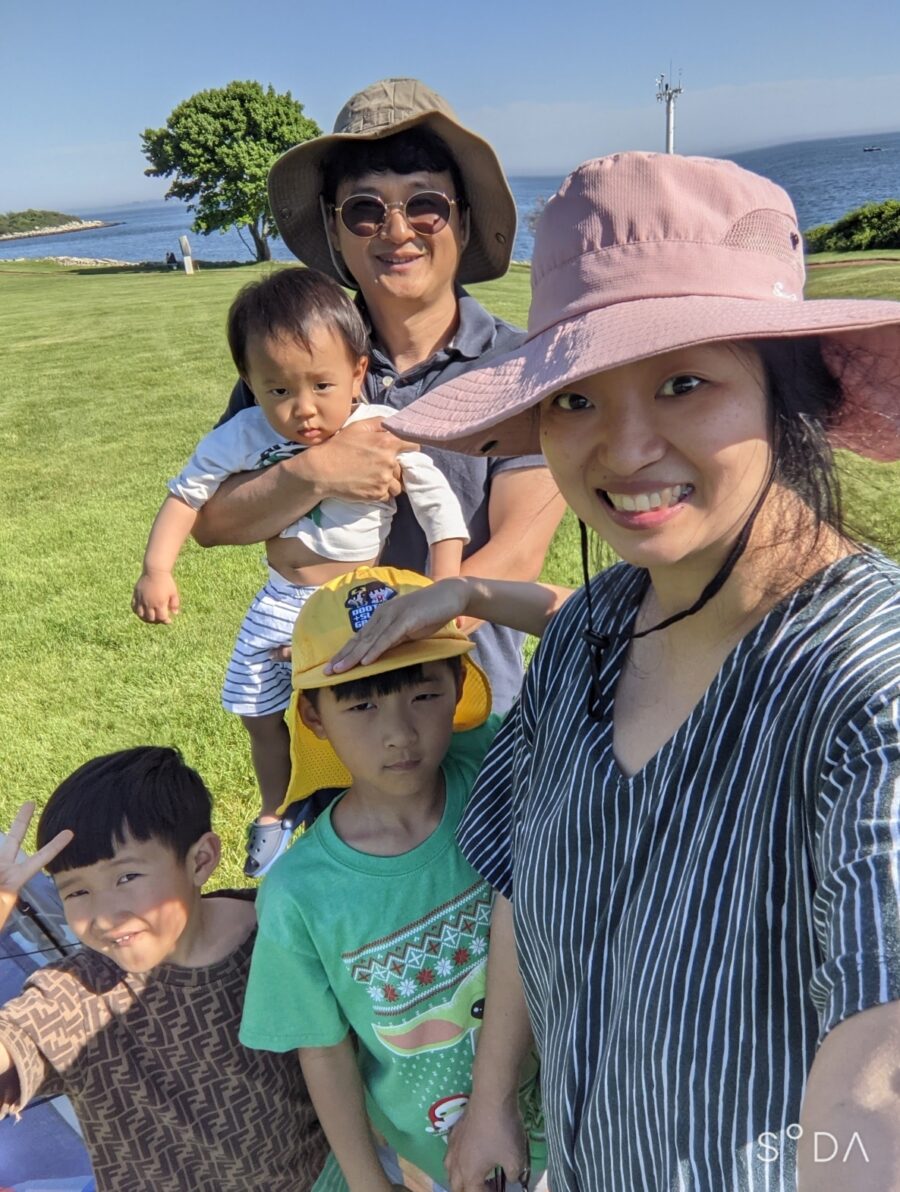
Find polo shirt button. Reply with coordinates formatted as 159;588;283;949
381;376;394;388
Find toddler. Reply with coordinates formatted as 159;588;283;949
132;269;468;875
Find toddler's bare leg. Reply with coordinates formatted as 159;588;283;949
240;711;291;820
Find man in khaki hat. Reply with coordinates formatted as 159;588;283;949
194;77;563;716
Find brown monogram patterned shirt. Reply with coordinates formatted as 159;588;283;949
0;891;327;1190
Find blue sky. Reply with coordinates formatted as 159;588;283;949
4;0;900;210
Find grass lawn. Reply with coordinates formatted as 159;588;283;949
0;255;897;887
808;249;900;264
805;255;900;300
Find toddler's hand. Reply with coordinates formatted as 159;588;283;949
132;571;181;623
0;803;73;931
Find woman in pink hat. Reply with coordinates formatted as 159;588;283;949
328;153;900;1190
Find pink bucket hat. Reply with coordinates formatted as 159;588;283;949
388;152;900;462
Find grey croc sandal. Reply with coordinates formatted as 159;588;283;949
244;820;293;878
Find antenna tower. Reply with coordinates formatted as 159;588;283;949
655;72;683;153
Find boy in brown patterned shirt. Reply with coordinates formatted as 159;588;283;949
0;747;327;1191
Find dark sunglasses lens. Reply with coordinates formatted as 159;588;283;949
341;196;386;237
405;192;452;234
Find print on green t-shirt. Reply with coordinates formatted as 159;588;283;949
345;877;491;1144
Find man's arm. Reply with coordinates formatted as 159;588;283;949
797;999;900;1190
300;1038;406;1192
444;894;533;1192
192;420;410;547
458;467;566;633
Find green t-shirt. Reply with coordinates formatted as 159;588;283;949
240;718;544;1186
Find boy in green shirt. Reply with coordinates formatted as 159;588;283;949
240;567;543;1192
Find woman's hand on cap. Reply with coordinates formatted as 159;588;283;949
326;578;472;675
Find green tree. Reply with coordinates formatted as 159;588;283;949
141;81;320;262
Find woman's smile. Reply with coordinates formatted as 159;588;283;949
540;342;772;578
600;490;693;531
602;483;694;515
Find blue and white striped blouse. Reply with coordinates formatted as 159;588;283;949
459;552;900;1191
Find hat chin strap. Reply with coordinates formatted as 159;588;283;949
319;195;359;290
460;205;471;254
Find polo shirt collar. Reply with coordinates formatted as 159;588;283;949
357;287;497;379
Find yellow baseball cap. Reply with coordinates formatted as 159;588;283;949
278;567;492;812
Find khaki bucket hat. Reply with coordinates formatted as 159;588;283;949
268;77;517;286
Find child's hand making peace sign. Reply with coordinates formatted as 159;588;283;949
0;803;73;932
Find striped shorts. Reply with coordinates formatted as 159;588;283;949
221;569;317;717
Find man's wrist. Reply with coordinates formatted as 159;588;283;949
283;444;324;502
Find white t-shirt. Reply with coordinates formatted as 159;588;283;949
168;404;469;562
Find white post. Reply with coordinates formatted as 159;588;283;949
655;74;684;154
179;234;195;275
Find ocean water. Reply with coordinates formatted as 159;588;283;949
728;130;900;231
3;130;899;265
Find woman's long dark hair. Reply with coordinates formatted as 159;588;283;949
759;335;846;539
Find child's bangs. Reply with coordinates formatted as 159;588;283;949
37;747;213;874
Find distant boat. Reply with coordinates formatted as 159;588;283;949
863;145;883;152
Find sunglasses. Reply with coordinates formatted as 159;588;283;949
334;191;460;238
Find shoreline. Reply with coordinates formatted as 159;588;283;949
4;256;138;267
0;220;122;243
1;255;250;269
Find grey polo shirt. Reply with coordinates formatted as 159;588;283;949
219;291;544;713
